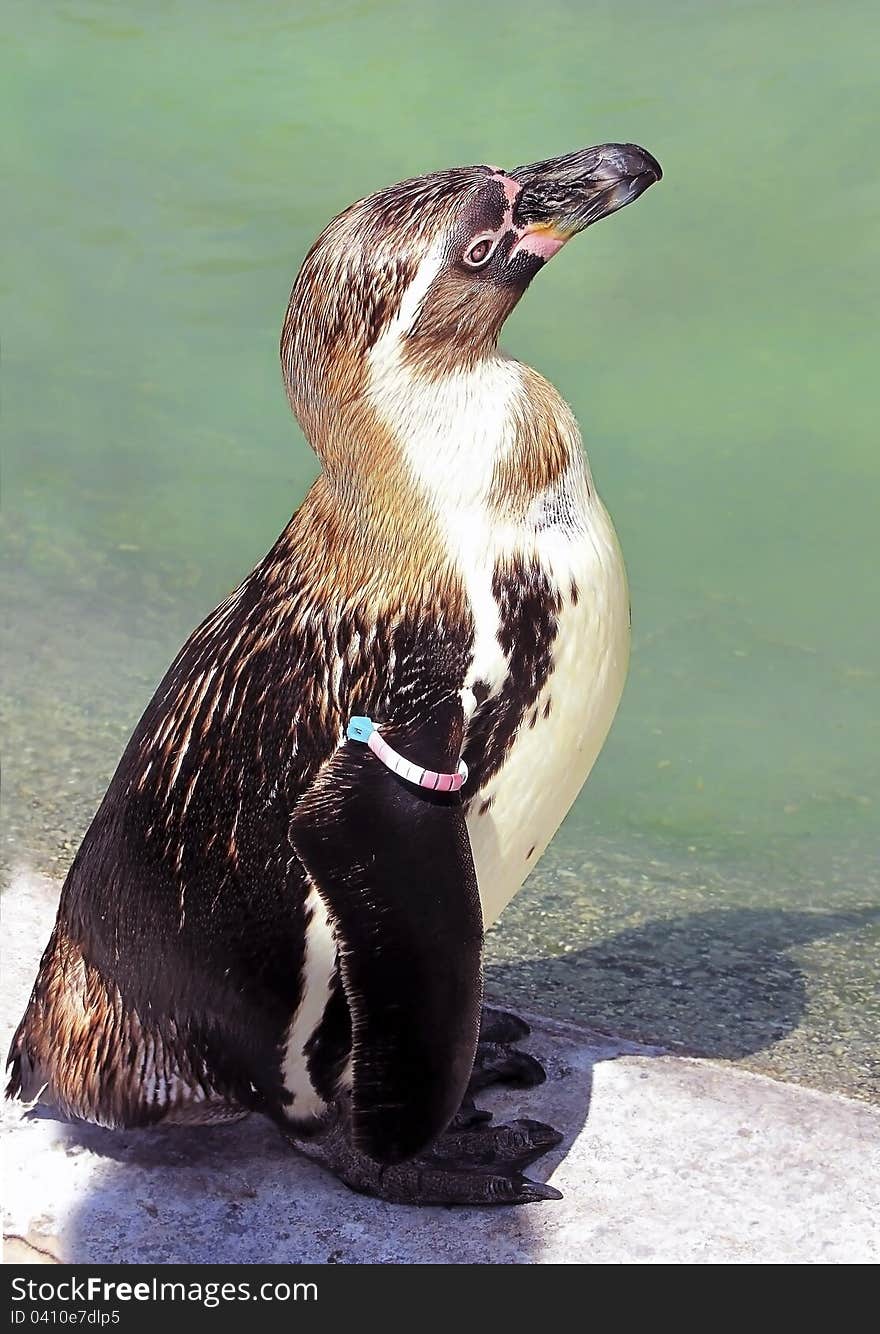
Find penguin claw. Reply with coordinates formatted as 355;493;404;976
455;1171;563;1206
518;1178;564;1203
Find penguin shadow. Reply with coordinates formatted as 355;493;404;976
484;904;880;1176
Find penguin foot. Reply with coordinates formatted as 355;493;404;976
428;1117;563;1172
470;1005;546;1095
290;1112;562;1206
468;1041;546;1094
449;1094;493;1129
478;1004;531;1044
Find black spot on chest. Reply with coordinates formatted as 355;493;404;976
462;556;561;803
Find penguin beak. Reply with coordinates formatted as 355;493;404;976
508;142;662;261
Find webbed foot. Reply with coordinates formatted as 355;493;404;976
478;1005;531;1044
428;1117;563;1172
289;1104;562;1206
469;1005;546;1094
287;1005;564;1206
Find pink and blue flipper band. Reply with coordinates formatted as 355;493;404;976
347;716;469;793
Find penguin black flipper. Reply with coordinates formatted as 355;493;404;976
290;694;482;1166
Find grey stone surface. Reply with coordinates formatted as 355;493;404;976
3;870;878;1264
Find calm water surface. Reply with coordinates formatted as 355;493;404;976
3;1;878;1097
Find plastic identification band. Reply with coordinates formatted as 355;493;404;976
346;716;468;792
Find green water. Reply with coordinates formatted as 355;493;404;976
3;1;878;1098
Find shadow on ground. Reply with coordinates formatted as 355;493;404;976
487;905;880;1060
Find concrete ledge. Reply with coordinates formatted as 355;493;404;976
3;871;878;1264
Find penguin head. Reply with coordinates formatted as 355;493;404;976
281;144;661;469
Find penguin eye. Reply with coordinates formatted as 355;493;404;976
464;236;495;268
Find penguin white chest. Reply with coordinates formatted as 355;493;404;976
464;498;630;928
376;353;631;929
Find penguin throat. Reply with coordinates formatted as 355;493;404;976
366;353;587;517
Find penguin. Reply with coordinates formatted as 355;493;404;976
7;143;661;1205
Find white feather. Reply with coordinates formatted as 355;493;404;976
370;348;630;927
280;884;338;1120
467;493;629;925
